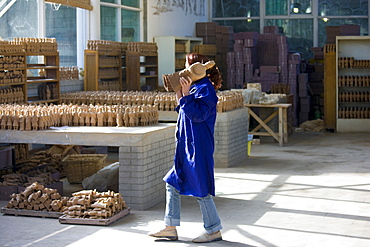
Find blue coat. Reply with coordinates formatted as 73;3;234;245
163;77;218;197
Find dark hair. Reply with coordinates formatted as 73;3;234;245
186;53;223;90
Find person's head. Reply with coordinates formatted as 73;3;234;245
185;53;223;90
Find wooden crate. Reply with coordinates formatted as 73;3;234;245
61;154;107;184
1;207;63;218
59;207;130;226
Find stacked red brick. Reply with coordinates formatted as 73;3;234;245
195;22;234;89
227;32;258;89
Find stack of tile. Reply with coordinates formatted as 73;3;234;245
311;47;324;60
196;22;234;89
326;25;361;44
255;66;281;92
277;35;289;84
288;53;301;126
298;73;310;124
226;32;259;89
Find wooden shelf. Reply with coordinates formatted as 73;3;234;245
335;36;370;132
84;50;123;91
0;53;27;103
125;51;158;91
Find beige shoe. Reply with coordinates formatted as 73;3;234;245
192;230;222;243
147;228;178;241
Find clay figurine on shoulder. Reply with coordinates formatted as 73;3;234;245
162;60;216;92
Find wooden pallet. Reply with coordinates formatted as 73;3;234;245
59;207;130;226
0;207;63;218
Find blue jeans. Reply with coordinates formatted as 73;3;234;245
164;183;223;234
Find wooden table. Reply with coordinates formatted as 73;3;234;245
244;103;292;146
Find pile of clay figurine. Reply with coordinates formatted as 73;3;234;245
338;75;370;87
11;37;58;53
0;103;159;130
0;40;26;53
60;66;80;81
338;57;370;68
0;55;25;69
0;88;25;104
338;107;370;119
98;80;122;91
63;189;127;219
38;83;59;100
0;172;58;188
87;40;125;54
126;42;157;54
5;182;68;212
61;91;158;105
216;90;244;112
61;90;244;113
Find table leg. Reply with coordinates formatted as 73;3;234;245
248;108;279;142
278;107;283;146
283;108;288;143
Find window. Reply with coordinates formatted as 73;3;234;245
0;0;38;39
46;4;77;66
212;0;369;59
101;6;118;41
213;0;259;18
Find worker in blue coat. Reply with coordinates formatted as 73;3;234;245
148;53;223;243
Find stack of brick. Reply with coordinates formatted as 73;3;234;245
255;66;281;92
196;22;234;89
288;53;301;126
308;62;324;115
326;25;360;44
226;52;236;89
311;47;324;60
298;73;310;124
226;32;259;89
277;35;289;85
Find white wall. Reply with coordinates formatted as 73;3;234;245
147;0;209;41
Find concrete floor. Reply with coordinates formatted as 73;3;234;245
1;132;370;247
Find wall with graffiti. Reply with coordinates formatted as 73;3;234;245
147;0;208;41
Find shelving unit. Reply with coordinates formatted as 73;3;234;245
126;51;158;91
84;50;122;91
0;54;27;104
336;36;370;132
323;45;337;130
153;36;202;86
26;52;60;104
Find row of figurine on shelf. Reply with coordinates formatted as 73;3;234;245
87;40;126;54
97;81;122;91
60;66;80;81
338;57;370;68
87;40;158;54
61;90;245;113
97;56;120;66
0;88;25;104
0;103;159;131
38;83;59;100
338;107;370;119
63;190;128;219
338;91;370;102
338;75;370;87
0;70;25;84
0;55;25;68
324;44;336;53
0;38;58;53
98;67;120;77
